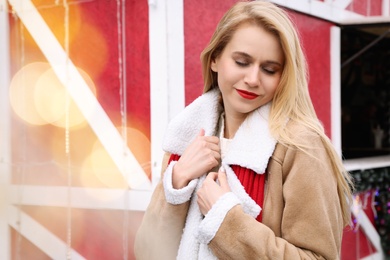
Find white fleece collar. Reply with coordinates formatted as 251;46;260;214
162;88;277;174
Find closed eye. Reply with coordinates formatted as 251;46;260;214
262;67;276;75
235;60;249;67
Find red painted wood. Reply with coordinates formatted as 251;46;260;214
288;11;332;137
346;0;383;16
8;0;381;259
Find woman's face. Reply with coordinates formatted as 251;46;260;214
211;23;284;119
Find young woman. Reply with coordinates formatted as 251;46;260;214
135;1;353;259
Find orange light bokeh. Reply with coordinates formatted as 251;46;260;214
70;22;109;79
79;127;151;193
9;62;51;125
26;0;82;49
34;66;96;129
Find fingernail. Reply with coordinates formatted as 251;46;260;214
219;166;225;173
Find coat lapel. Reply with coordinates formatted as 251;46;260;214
162;88;277;174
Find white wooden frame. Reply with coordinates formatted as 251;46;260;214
272;0;390;24
0;0;185;258
330;20;387;260
0;0;11;259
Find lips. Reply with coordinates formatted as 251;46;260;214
236;89;259;100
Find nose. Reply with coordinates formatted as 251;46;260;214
244;66;260;87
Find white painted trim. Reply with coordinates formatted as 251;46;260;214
330;26;342;157
149;0;185;188
0;0;11;259
8;205;85;260
344;155;390;171
334;26;390;172
167;0;185;122
9;0;151;190
149;0;169;187
271;0;363;23
383;0;390;16
333;0;353;10
340;16;390;24
9;185;152;211
271;0;390;24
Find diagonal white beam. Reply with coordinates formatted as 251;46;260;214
8;0;151;190
8;205;85;260
9;185;152;211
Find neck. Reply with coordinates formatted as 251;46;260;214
223;112;247;139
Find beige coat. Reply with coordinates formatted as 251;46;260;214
134;90;344;259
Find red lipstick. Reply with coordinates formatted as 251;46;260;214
236;89;259;100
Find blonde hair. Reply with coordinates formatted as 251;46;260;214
200;0;354;226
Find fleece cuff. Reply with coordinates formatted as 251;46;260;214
163;161;198;205
196;192;240;244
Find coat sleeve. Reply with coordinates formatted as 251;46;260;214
134;153;190;260
207;132;344;259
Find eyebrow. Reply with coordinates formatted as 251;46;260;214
232;51;283;67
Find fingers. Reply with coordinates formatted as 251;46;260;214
206;171;218;181
198;128;205;137
197;128;219;146
197;167;230;215
217;166;230;191
175;128;220;181
195;129;220;161
206;167;228;190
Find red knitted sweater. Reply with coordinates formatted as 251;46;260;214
168;154;266;222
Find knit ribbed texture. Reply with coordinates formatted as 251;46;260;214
168;154;265;222
231;165;265;222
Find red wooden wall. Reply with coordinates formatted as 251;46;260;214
7;0;381;259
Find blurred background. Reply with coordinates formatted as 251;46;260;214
0;0;389;259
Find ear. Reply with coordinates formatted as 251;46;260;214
210;59;218;72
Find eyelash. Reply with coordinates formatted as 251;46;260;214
235;61;248;67
262;67;276;75
235;61;276;75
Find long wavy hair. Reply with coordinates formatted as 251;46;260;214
200;0;354;226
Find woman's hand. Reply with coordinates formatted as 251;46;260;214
172;129;220;189
197;166;231;216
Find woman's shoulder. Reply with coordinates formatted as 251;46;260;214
284;119;321;141
271;120;326;162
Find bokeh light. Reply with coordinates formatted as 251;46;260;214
79;143;127;203
120;127;151;179
80;127;151;192
24;0;82;49
9;62;51;125
34;66;96;129
9;62;96;129
49;125;97;173
89;146;128;189
70;22;109;79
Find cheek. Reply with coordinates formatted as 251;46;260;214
262;77;280;94
218;64;241;86
216;66;231;86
